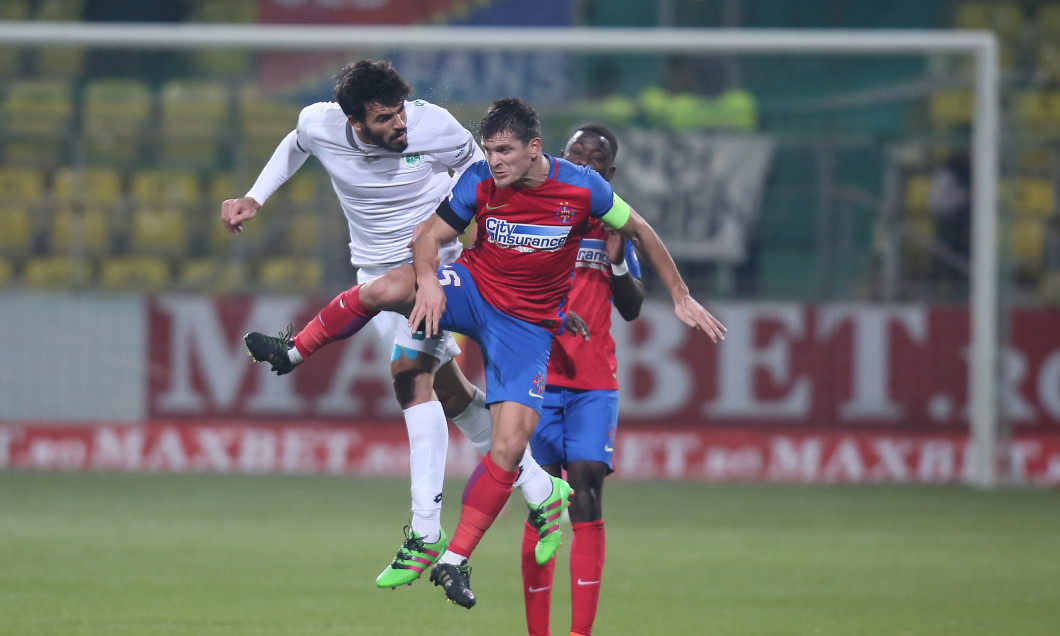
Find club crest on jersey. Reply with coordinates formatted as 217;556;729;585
484;217;571;253
402;153;424;168
554;202;575;223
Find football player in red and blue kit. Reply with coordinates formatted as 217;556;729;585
521;124;644;636
247;98;726;609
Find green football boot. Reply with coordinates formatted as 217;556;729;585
527;475;574;565
375;525;448;588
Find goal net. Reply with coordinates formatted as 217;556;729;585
1;20;1038;487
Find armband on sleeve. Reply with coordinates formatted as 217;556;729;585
600;193;632;230
436;197;470;233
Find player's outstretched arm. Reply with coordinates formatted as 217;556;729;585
224;129;311;234
614;206;726;343
409;213;462;338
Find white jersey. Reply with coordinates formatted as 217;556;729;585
245;99;484;268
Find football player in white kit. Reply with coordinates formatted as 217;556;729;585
220;60;561;588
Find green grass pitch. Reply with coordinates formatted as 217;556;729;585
1;472;1058;635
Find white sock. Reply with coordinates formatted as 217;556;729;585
514;447;554;505
287;346;303;365
450;387;553;504
450;388;492;456
404;401;448;543
440;549;467;565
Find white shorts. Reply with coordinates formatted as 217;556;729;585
355;241;463;365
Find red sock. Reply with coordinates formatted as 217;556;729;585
448;452;517;557
569;520;605;636
292;284;378;358
522;520;555;636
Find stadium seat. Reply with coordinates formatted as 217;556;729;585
1012;91;1060;137
52;166;123;206
257;256;323;291
1011;177;1055;219
23;256;91;289
904;174;932;213
0;166;46;204
99;255;171;290
0;204;34;258
928;90;973;130
49;205;111;257
0;1;29;77
237;85;302;163
130;204;188;256
158;80;230;168
130;169;200;207
1010;218;1046;277
1;78;74;166
82;78;153;165
178;256;250;292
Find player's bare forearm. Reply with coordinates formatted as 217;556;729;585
410;214;461;337
611;272;645;321
617;210;688;300
617;209;726;342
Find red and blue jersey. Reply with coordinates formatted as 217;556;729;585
547;218;641;391
443;155;615;330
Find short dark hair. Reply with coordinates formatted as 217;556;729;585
480;98;540;145
333;59;412;122
572;122;619;160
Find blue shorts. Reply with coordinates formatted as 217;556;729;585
437;263;553;413
530;386;618;472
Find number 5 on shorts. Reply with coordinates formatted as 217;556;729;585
439;268;462;287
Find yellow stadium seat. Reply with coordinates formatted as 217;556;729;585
238;85;301;163
904;174;932;213
258;257;323;291
2;79;74;166
83;78;152;165
2;78;74;136
130;205;188;255
0;204;34;257
0;166;46;204
99;256;171;290
130;169;200;207
1012;178;1055;219
158;80;230;168
928;90;973;130
50;205;111;256
23;256;91;289
1012;91;1060;135
178;257;250;292
52;167;123;206
1011;218;1045;276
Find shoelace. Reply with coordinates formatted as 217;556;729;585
528;506;554;534
394;526;425;561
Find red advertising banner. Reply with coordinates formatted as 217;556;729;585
3;423;1058;485
147;297;1060;431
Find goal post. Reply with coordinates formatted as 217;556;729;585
0;23;1002;487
